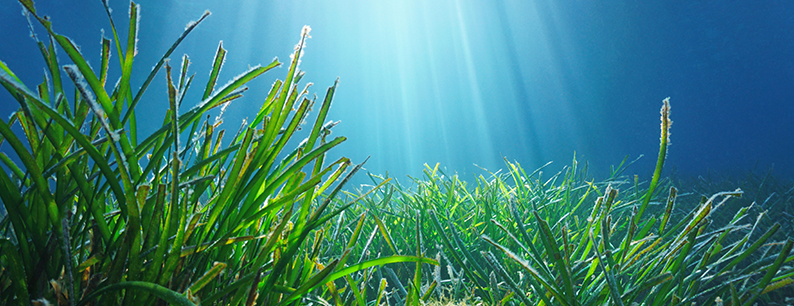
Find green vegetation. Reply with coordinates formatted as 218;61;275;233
1;1;792;305
0;1;432;305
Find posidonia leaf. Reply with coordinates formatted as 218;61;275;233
371;212;398;255
659;186;678;233
347;211;368;250
180;235;265;257
114;2;138;118
421;280;438;302
0;62;27;104
763;277;794;295
100;36;111;86
250;79;282;128
325;255;438;287
376;278;387;305
635;98;671;225
18;0;36;15
203;41;227;100
313;157;352;196
39;40;64;112
345;274;367;306
187;262;227;294
0;144;23;179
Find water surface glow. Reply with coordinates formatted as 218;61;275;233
2;0;793;184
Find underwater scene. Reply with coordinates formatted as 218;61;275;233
1;0;793;305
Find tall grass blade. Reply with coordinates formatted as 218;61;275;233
635;98;671;225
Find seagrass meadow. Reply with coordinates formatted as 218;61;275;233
1;1;794;305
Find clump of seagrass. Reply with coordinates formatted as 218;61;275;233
349;98;793;305
0;1;435;305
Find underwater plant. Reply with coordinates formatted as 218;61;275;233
0;1;434;305
352;99;794;305
2;1;793;306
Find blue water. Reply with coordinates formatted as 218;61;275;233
2;1;793;184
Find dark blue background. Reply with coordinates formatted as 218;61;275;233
2;1;793;185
